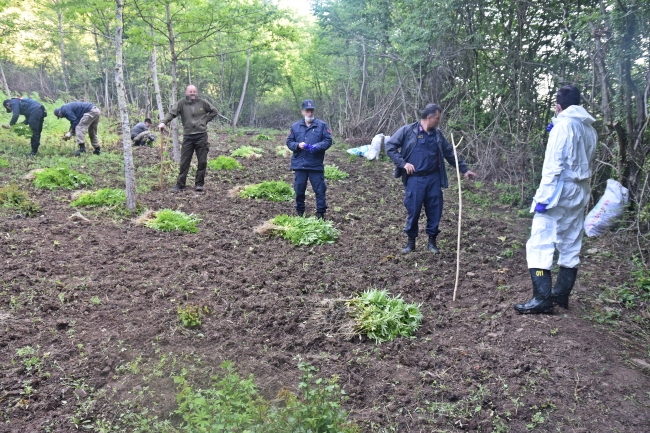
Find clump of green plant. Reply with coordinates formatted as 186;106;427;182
276;145;292;157
231;145;263;158
71;188;126;207
267;214;338;246
144;209;201;233
0;158;9;168
346;289;423;343
207;155;243;171
256;133;271;141
0;184;40;217
325;165;349;180
239;181;294;202
495;182;521;206
12;123;33;138
517;208;533;218
33;167;93;190
170;360;357;433
15;346;42;374
177;305;208;328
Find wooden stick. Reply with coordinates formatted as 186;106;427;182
159;130;165;190
451;134;464;302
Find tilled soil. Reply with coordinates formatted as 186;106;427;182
1;130;649;432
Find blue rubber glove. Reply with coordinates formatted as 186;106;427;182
303;143;319;153
534;203;547;213
546;122;554;132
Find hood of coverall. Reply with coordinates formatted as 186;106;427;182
555;105;596;126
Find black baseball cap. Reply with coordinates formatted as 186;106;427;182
302;99;315;110
3;100;11;113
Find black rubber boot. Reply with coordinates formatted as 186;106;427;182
316;212;325;220
169;186;186;193
427;235;439;253
296;210;304;217
550;267;578;309
93;146;101;155
401;236;416;254
514;269;554;314
75;144;86;156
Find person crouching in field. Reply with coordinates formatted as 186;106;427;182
54;101;101;156
131;118;155;146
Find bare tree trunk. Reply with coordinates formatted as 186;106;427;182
233;43;251;128
150;27;164;122
56;0;70;93
166;3;180;163
357;35;366;123
0;61;10;98
115;0;137;211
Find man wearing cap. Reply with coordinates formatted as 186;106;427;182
3;97;47;156
386;104;477;253
159;85;219;193
286;99;333;219
131;118;155;146
54;101;102;156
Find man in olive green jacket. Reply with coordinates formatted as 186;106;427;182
159;85;219;192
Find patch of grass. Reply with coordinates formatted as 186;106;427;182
268;214;338;246
71;188;126;208
517;209;533;218
495;182;521;207
346;289;422;343
144;209;201;233
465;190;491;207
325;165;349;180
207;155;243;171
177;305;208;328
239;181;294;202
0;158;9;168
33;167;93;190
0;184;40;217
256;133;271;141
231;145;263;158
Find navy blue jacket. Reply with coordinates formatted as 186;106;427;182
386;121;468;188
286;118;333;171
8;98;43;126
59;102;95;131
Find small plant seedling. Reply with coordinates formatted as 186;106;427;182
177;305;208;328
144;209;201;233
0;184;40;217
256;133;271;141
71;188;126;207
324;165;349;180
90;296;102;305
239;181;294;202
207;155;243;171
266;215;339;246
231;145;263;158
0;158;10;168
33;167;93;190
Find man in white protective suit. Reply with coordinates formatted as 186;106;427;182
514;85;597;314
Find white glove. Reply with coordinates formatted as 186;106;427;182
158;123;166;131
65;131;72;138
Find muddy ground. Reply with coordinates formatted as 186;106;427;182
1;128;649;432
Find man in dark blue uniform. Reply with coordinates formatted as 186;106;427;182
3;97;47;156
386;104;477;253
54;101;101;156
286;99;333;219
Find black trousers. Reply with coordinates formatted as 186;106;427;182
176;132;209;188
26;107;46;153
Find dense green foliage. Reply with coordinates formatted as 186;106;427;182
347;289;423;343
71;188;126;207
11;124;33;138
144;210;201;233
231;146;263;158
33;167;93;190
0;158;9;168
207;155;243;171
0;184;40;217
239;181;293;202
324;165;349;180
269;215;339;246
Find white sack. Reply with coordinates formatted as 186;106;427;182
584;179;629;237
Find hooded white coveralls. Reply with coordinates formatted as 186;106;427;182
526;105;597;270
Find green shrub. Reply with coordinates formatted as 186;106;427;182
346;289;423;343
0;158;9;168
0;184;40;217
145;209;201;233
256;133;271;141
170;361;357;433
269;215;338;246
231;146;263;158
33;167;93;190
207;155;243;171
177;305;207;328
324;165;349;180
71;188;126;207
12;124;33;138
239;181;294;202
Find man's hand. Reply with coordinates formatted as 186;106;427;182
62;131;72;141
464;170;477;180
298;142;306;149
158;123;166;131
404;163;416;175
534;203;547;213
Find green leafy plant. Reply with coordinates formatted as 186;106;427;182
71;188;126;207
177;305;208;328
231;145;263;158
276;145;292;157
144;209;201;233
268;214;338;246
325;165;349;180
256;133;271;141
33;167;93;190
346;289;423;343
12;123;33;138
0;184;40;217
495;182;521;206
239;181;294;202
207;155;243;171
0;158;9;168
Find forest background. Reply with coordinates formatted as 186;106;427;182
0;0;649;259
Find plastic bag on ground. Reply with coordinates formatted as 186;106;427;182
346;133;390;160
584;179;629;237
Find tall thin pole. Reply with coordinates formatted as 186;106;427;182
452;134;464;302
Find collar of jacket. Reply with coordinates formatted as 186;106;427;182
299;118;320;128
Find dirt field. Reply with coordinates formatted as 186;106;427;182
1;129;650;432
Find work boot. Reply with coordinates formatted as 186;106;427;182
195;185;204;192
550;267;578;309
75;144;86;156
296;210;304;217
170;186;186;193
26;152;36;157
427;235;439;253
514;269;554;314
401;236;416;254
93;146;101;155
316;212;325;220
